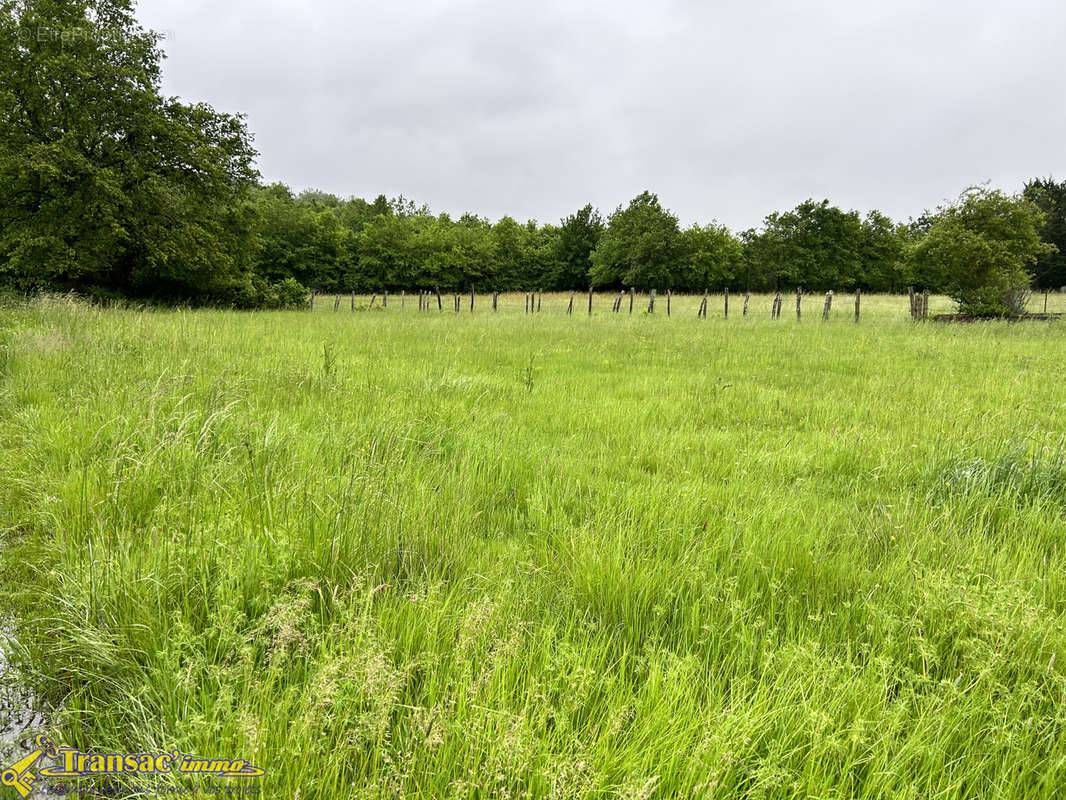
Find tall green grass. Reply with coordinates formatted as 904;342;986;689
2;294;1066;798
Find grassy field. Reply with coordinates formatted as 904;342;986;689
3;293;1066;798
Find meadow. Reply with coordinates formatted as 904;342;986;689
3;293;1066;798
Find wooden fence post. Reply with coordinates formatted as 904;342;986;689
908;286;916;320
667;289;671;316
310;289;316;311
922;291;929;320
537;290;542;313
822;290;833;321
383;291;388;308
743;291;750;317
493;291;499;312
436;287;442;311
334;294;341;312
773;292;782;319
470;288;475;312
699;289;708;318
724;288;729;319
854;288;860;323
629;288;635;314
351;292;355;311
795;289;802;321
401;290;405;310
369;294;376;309
588;287;593;315
567;292;574;315
649;289;656;314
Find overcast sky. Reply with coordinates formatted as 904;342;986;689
136;0;1066;230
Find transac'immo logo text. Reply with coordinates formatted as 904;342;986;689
2;735;263;798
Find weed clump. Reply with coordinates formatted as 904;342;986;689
930;435;1066;508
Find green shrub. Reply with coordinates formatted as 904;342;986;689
909;187;1055;317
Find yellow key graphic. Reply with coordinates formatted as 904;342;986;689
2;735;57;798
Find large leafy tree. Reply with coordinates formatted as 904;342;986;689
909;187;1055;316
522;220;561;291
857;210;908;292
548;204;602;290
251;184;307;283
251;185;350;291
405;212;495;291
359;210;415;291
738;228;774;291
747;200;862;291
589;191;681;289
490;215;529;289
678;223;743;291
450;213;495;290
1023;178;1066;290
0;0;258;301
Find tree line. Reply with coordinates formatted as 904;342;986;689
2;1;1064;315
253;188;911;296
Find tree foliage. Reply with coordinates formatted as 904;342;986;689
1023;178;1066;290
746;200;861;291
549;205;603;290
858;211;909;293
909;187;1055;316
0;0;262;303
590;191;681;289
678;223;743;291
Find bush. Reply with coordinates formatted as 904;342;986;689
221;276;308;310
909;187;1056;317
273;277;309;309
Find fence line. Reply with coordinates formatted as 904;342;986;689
306;289;959;323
